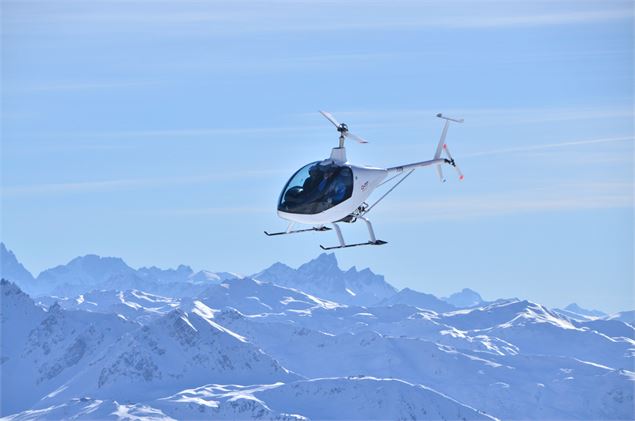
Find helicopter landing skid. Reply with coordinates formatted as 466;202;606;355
264;226;332;236
319;219;387;250
320;240;387;250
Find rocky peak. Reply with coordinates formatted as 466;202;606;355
298;253;340;274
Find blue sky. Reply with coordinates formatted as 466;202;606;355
1;0;633;312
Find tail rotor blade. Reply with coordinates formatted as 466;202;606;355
435;165;445;182
443;144;464;180
453;163;464;181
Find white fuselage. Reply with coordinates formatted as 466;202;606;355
278;163;388;225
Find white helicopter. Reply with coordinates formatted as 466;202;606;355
265;111;464;250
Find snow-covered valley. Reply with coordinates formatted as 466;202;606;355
1;243;633;420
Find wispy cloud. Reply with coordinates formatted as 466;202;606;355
1;169;285;197
7;80;158;93
137;206;271;217
374;181;633;221
431;8;632;29
70;126;325;139
325;106;634;127
2;52;398;97
7;104;633;144
3;1;631;34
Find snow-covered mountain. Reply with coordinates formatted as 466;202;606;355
377;287;456;312
211;300;634;420
35;255;232;298
564;302;608;318
1;280;47;362
36;302;298;408
575;318;635;339
2;246;634;421
3;377;497;421
2;281;297;415
158;377;496;421
1;280;138;415
443;287;485;308
197;276;340;315
35;289;180;322
606;310;635;325
137;264;238;286
253;253;397;305
554;303;610;322
38;255;135;288
0;244;238;298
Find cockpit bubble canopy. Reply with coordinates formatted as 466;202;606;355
278;160;354;215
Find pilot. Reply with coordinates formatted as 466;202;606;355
318;169;335;193
303;165;321;192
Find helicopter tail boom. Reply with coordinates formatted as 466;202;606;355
386;158;447;174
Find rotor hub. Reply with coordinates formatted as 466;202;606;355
319;110;369;146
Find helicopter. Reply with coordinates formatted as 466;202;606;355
265;111;464;250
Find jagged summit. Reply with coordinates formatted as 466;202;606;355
137;264;194;284
298;252;340;273
564;302;607;318
254;253;396;305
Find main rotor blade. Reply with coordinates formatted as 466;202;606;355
345;132;369;144
319;110;341;128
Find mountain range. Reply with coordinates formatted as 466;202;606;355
1;243;633;420
0;243;238;299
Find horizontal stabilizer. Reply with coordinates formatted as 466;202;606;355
436;113;464;123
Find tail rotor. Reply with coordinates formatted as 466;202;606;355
434;113;464;182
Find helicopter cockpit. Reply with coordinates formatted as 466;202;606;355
278;160;354;215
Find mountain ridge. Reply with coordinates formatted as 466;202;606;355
1;242;632;315
2;275;634;420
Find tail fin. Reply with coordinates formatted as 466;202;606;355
434;113;464;182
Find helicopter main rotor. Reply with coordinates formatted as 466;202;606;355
319;110;369;148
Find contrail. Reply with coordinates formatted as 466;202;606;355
463;136;634;158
